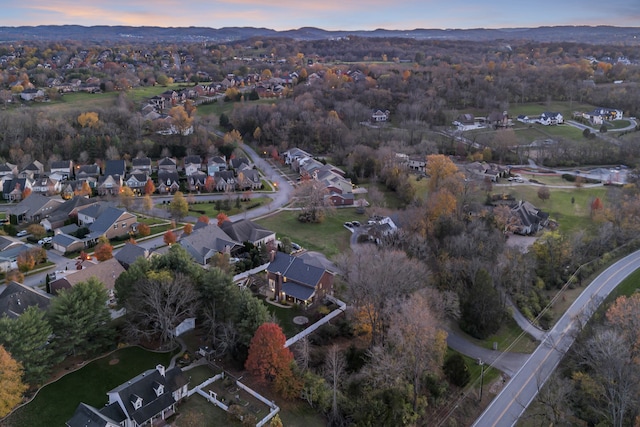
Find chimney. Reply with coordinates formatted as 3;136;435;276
269;250;276;263
156;364;165;377
275;272;283;302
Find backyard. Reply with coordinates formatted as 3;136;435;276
1;346;177;427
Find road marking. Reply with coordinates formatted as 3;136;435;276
482;252;640;427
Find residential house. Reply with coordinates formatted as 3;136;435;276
97;174;123;196
230;157;250;171
50;160;73;179
538;112;564;126
104;160;126;178
20;88;45;101
66;364;188;427
584;107;623;125
213;170;236;192
51;233;84;254
187;172;207;192
0;235;27;252
183;155;202;176
220;219;275;247
85;207;137;243
511;200;549;235
77;202;115;226
488;111;511;128
50;258;125;301
408;157;426;173
131;157;152;174
157;157;178;173
0;281;51;319
115;242;151;270
19;161;44;179
1;177;32;202
207;156;227;175
371;109;390;122
283;148;312;166
237;169;262;190
157;171;180;194
124;173;149;194
179;223;241;265
266;251;334;306
31;176;61;196
8;193;63;223
0;162;17;178
76;164;101;181
516;115;535;124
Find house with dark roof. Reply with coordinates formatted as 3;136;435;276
97;174;123;196
0;281;51;319
50;160;73;179
183;155;202;176
77;164;101;180
238;169;261;190
8;193;63;224
230;157;250;171
0;162;17;178
511;200;549;235
51;233;84;254
157;157;177;172
157;170;180;194
179;223;241;265
131;157;152;173
213;170;236;192
115;242;151;269
19;160;44;179
207;156;227;175
538;112;563;126
66;364;188;427
266;251;334;306
124;173;149;193
77;202;115;226
220;219;275;247
187;172;207;192
104;160;126;178
2;177;33;202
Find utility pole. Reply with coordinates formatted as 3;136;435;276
479;359;485;402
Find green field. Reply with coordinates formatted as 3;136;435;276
255;209;357;259
2;347;176;427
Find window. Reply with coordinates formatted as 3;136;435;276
113;224;117;229
122;222;127;228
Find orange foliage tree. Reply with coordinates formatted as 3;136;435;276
183;223;193;236
204;176;216;193
197;215;209;224
0;345;27;417
245;323;298;394
137;223;151;237
144;179;156;195
217;212;230;227
94;242;113;261
606;293;640;360
21;187;32;199
163;230;177;246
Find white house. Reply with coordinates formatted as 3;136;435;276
537;112;564;126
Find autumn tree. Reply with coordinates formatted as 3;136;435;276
169;105;194;136
169;191;189;222
426;154;464;193
198;215;210;224
26;224;46;239
204;175;216;192
0;345;27;418
216;212;230;226
144;179;156;195
339;245;429;346
164;230;177;246
183;223;193;236
537;186;551;202
21;187;31;199
77;112;100;128
591;197;604;219
75;181;92;197
293;180;333;223
137;223;151;237
245;323;297;392
142;194;154;215
119;186;135;210
94;241;114;261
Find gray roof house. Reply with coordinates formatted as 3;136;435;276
220;219;275;247
115;242;151;269
179;223;241;265
266;251;334;305
67;364;188;427
104;160;126;177
8;193;63;223
131;157;152;172
85;207;137;241
50;160;73;179
0;281;51;319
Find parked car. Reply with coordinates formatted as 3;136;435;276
291;242;302;251
344;222;353;227
16;230;27;237
352;221;361;227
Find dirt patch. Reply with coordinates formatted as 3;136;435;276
109;358;120;365
506;234;537;251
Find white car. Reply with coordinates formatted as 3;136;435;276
16;230;27;237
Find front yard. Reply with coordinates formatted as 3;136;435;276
1;346;177;427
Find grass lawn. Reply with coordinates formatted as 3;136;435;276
446;349;501;388
608;119;631;130
358;179;404;208
183;196;270;218
448;315;538;355
536;124;584;139
498;184;607;235
507;101;596;120
255;209;355;259
3;346;177;427
263;301;306;338
137;216;170;226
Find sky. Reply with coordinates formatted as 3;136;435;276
2;0;639;31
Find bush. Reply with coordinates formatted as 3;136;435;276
561;174;576;182
443;354;471;387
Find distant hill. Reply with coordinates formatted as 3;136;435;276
0;25;638;44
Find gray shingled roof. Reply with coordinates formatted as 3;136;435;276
220;219;274;245
66;402;122;427
0;281;51;319
178;223;240;264
267;252;325;288
115;242;149;268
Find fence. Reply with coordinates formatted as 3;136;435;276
285;296;347;348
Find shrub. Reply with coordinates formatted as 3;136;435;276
443;354;471;387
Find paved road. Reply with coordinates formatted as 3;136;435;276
473;249;640;427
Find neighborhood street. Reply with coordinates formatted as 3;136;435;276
473;248;640;427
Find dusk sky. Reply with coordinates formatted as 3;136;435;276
2;0;639;31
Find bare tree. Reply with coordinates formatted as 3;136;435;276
293;336;311;372
125;272;200;346
324;345;346;423
292;179;334;223
339;245;429;346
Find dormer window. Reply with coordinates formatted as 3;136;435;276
153;381;164;397
131;394;143;410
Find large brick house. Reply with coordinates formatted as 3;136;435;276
266;251;334;306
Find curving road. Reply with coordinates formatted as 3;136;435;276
473;249;640;427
